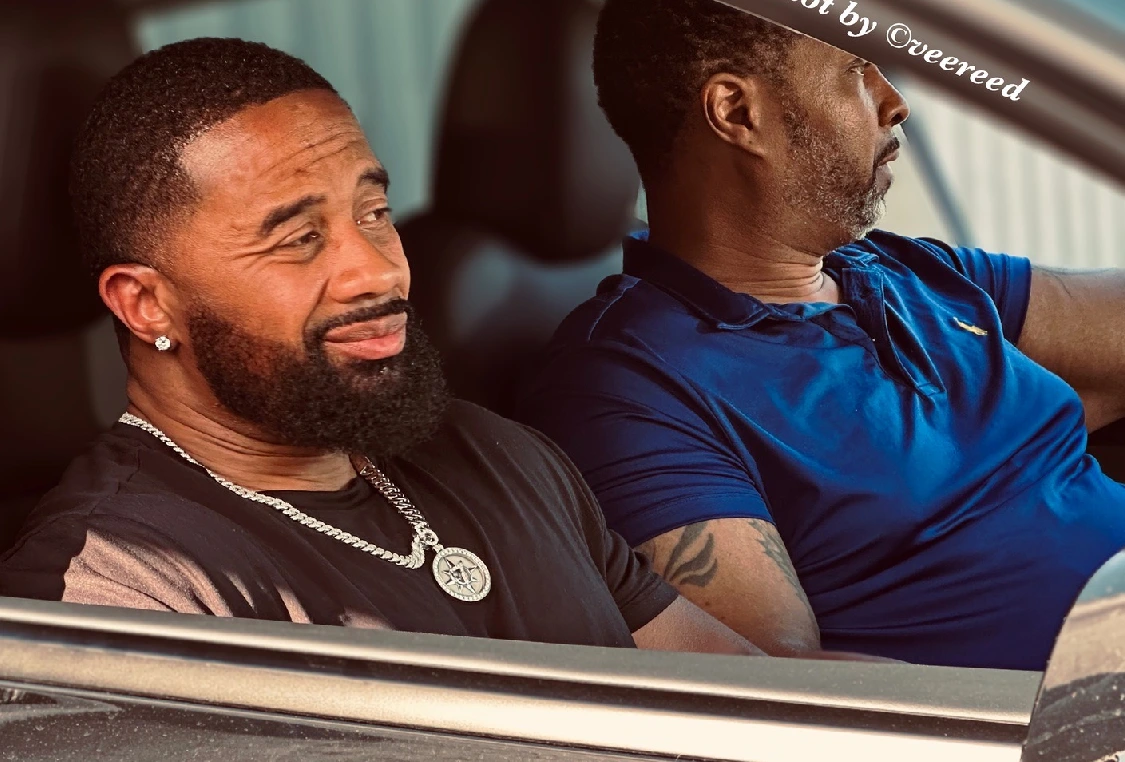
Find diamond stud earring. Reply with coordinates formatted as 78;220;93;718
155;335;172;352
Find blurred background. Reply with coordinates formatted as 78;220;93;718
133;0;1125;261
1;0;1123;547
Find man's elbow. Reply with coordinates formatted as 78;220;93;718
757;637;903;664
706;629;769;656
746;629;822;659
632;597;768;656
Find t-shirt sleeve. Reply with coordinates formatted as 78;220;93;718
519;425;679;633
0;513;213;614
516;346;773;549
918;237;1033;343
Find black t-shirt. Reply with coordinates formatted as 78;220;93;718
0;401;676;647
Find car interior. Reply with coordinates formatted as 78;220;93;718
0;595;1042;761
3;0;1125;758
3;0;1124;556
398;0;642;417
0;4;135;551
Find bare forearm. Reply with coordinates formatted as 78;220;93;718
638;519;823;657
1021;267;1125;429
632;596;767;656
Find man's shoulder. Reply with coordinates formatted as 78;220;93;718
527;272;701;395
12;427;227;551
32;424;183;502
19;477;217;550
840;230;968;275
1;474;225;601
0;433;274;613
548;271;691;350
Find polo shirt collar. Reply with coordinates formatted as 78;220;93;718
622;231;878;329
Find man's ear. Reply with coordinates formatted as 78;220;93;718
701;73;770;159
99;263;179;347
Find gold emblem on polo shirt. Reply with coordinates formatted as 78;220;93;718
954;318;988;336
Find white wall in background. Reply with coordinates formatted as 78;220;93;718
137;0;478;219
898;77;1125;269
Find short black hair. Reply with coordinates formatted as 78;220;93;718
593;0;799;180
70;37;339;279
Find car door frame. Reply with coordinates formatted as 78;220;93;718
0;598;1038;762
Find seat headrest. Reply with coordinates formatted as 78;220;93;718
0;10;135;340
432;0;640;264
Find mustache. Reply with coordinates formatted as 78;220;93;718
307;298;413;346
876;136;901;166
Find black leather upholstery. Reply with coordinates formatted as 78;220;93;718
1087;420;1125;483
0;8;135;551
398;0;640;416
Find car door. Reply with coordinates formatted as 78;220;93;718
1023;548;1125;761
0;598;1036;761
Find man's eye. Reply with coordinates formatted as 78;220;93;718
285;231;321;248
359;207;393;225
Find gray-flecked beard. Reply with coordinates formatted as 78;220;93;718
781;103;889;243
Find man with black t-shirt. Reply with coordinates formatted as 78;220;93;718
0;37;762;655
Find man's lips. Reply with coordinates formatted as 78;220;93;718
323;314;408;361
877;139;902;167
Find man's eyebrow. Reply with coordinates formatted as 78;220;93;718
358;166;390;191
258;195;325;238
256;168;389;238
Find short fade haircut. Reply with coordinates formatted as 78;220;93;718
593;0;799;180
70;37;339;280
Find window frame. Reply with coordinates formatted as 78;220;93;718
0;598;1037;761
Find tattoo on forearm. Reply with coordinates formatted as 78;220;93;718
637;520;817;626
656;522;719;588
748;519;816;620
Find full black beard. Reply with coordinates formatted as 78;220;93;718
187;299;449;459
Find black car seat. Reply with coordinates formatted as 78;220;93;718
1088;421;1125;482
397;0;641;417
0;7;134;552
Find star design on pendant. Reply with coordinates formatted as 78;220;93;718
439;556;482;594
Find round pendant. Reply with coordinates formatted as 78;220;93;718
431;546;491;602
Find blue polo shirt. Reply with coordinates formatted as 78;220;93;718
515;230;1125;671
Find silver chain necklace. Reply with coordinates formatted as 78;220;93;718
117;412;491;602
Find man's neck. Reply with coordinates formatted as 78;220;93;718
124;381;357;493
643;170;851;305
647;223;843;306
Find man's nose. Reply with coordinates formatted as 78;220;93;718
874;68;911;128
325;224;408;304
882;82;911;128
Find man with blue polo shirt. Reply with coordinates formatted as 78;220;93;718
514;0;1125;671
